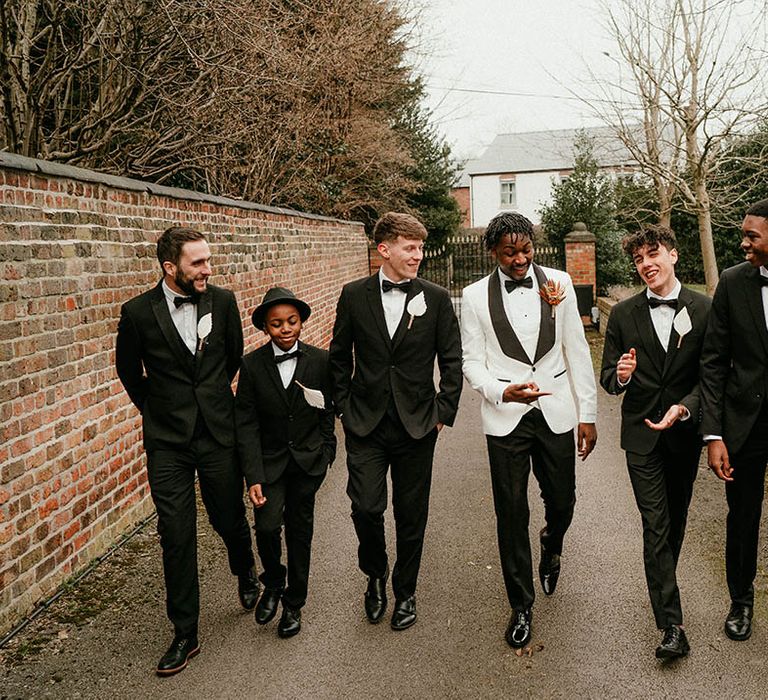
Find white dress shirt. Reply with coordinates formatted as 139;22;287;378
498;268;541;360
273;341;298;389
162;280;197;355
647;278;682;350
494;268;541;408
379;269;408;338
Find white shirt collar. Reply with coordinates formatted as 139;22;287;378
161;279;187;302
498;266;534;283
647;278;681;301
272;341;299;356
760;266;768;278
379;268;407;286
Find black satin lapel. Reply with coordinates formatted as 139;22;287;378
391;279;421;351
488;267;532;364
662;315;682;377
151;286;195;374
631;295;664;374
194;291;213;379
532;263;555;363
366;274;391;345
743;266;768;356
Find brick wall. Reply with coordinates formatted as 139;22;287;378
450;187;471;228
0;153;368;634
564;224;597;324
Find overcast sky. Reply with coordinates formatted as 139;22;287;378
410;0;627;160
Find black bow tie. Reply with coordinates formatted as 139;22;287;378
760;276;768;286
382;279;412;293
647;297;678;309
274;350;300;364
504;277;533;292
173;295;197;308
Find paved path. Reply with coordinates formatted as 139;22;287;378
3;378;768;699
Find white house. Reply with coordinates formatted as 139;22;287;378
454;126;637;229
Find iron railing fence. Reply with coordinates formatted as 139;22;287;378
420;235;564;321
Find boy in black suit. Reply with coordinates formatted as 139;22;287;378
601;224;710;659
329;212;462;631
235;288;336;638
701;198;768;642
115;227;258;676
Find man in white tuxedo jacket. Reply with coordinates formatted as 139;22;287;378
461;212;597;649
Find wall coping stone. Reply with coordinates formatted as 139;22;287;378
0;151;357;226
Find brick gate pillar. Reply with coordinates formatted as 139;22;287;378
564;222;596;325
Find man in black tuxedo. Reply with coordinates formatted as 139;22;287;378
701;198;768;642
601;224;710;660
329;212;462;631
236;287;336;638
115;227;258;676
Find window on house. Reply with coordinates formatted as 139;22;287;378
500;180;516;208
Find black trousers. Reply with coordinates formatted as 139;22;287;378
147;426;254;636
345;413;438;601
626;435;700;629
486;408;575;611
725;406;768;607
253;459;325;609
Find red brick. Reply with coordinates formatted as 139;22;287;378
0;159;367;632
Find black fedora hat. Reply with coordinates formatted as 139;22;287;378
251;287;311;329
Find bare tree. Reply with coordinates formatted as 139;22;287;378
585;0;768;294
0;0;448;230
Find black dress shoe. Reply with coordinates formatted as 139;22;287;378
238;567;261;611
364;574;388;623
156;634;200;676
655;625;690;659
505;608;532;649
255;587;283;625
391;596;417;631
277;606;302;638
724;604;753;641
539;531;561;596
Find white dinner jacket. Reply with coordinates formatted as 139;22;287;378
461;264;597;436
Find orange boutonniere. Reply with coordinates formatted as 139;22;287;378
539;279;566;318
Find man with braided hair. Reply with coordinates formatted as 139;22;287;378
461;211;597;649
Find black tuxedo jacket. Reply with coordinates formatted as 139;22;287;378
235;341;336;487
601;286;711;455
701;262;768;453
329;274;462;440
115;282;244;451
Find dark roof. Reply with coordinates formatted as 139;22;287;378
463;126;637;176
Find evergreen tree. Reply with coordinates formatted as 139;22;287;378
395;92;462;249
539;132;631;293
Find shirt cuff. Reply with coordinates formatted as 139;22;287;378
490;380;507;406
703;434;722;442
678;405;691;422
617;375;631;387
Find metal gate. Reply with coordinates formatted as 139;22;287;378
420;235;563;322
